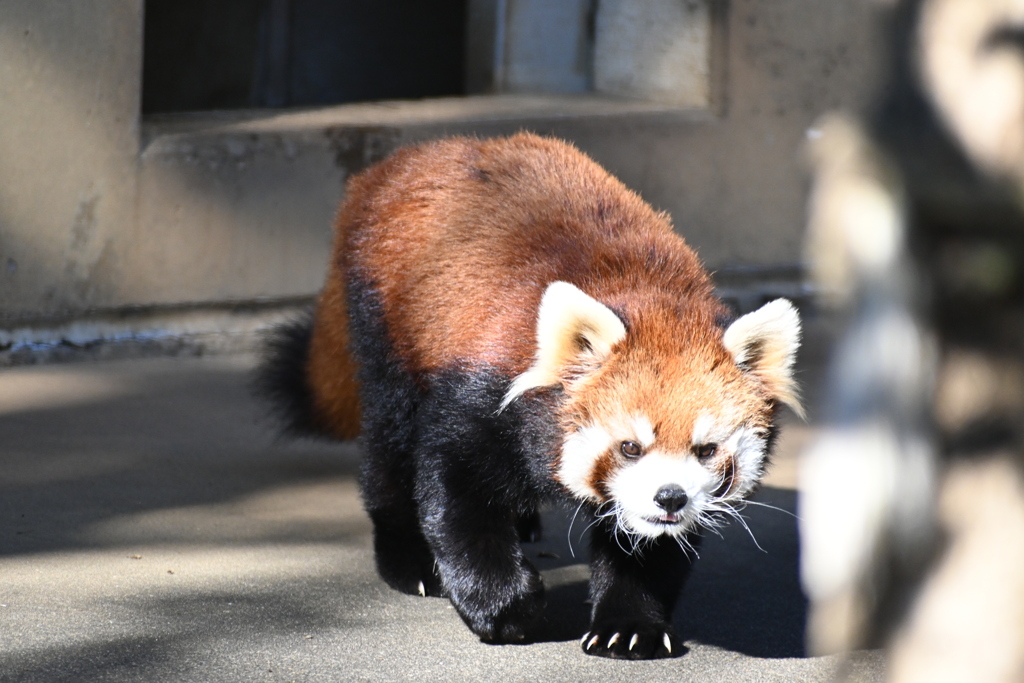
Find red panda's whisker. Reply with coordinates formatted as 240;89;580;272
738;499;802;521
717;505;767;553
695;511;728;539
673;533;701;559
567;502;587;559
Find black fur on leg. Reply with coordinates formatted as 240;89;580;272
253;312;322;436
368;507;445;597
516;509;543;543
345;275;445;598
415;455;547;643
356;353;442;598
411;370;549;643
582;519;700;659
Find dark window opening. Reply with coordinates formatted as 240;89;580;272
142;0;467;114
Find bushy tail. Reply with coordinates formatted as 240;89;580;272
255;314;320;434
255;311;362;441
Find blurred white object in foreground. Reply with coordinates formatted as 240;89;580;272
800;116;938;657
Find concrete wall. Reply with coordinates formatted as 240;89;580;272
594;0;715;106
0;1;143;320
0;0;886;328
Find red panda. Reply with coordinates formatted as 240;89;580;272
260;132;801;659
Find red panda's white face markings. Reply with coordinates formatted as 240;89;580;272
560;407;772;541
558;414;656;501
552;301;800;542
607;450;717;539
560;424;614;501
691;412;772;499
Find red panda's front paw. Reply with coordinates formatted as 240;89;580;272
581;623;682;660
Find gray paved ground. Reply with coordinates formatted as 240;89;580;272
0;345;884;682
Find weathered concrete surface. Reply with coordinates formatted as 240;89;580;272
0;1;143;318
134;127;344;306
594;0;714;106
0;299;308;367
1;0;885;323
502;0;594;94
0;316;885;682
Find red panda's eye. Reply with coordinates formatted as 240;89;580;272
695;443;718;460
620;441;642;458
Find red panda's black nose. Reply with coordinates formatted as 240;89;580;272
654;485;688;513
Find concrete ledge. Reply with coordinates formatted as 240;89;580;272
0;299;311;366
141;94;717;142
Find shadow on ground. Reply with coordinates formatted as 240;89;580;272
521;485;806;658
0;355;817;683
0;358;363;556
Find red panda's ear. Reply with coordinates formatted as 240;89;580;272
500;281;626;410
723;299;804;418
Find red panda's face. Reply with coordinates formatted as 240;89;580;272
502;282;802;545
557;353;776;543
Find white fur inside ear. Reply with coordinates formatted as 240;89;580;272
500;281;626;410
723;299;803;416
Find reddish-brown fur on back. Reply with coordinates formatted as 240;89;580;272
306;133;728;439
306;268;362;439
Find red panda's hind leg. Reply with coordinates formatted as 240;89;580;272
360;434;445;598
347;279;445;598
